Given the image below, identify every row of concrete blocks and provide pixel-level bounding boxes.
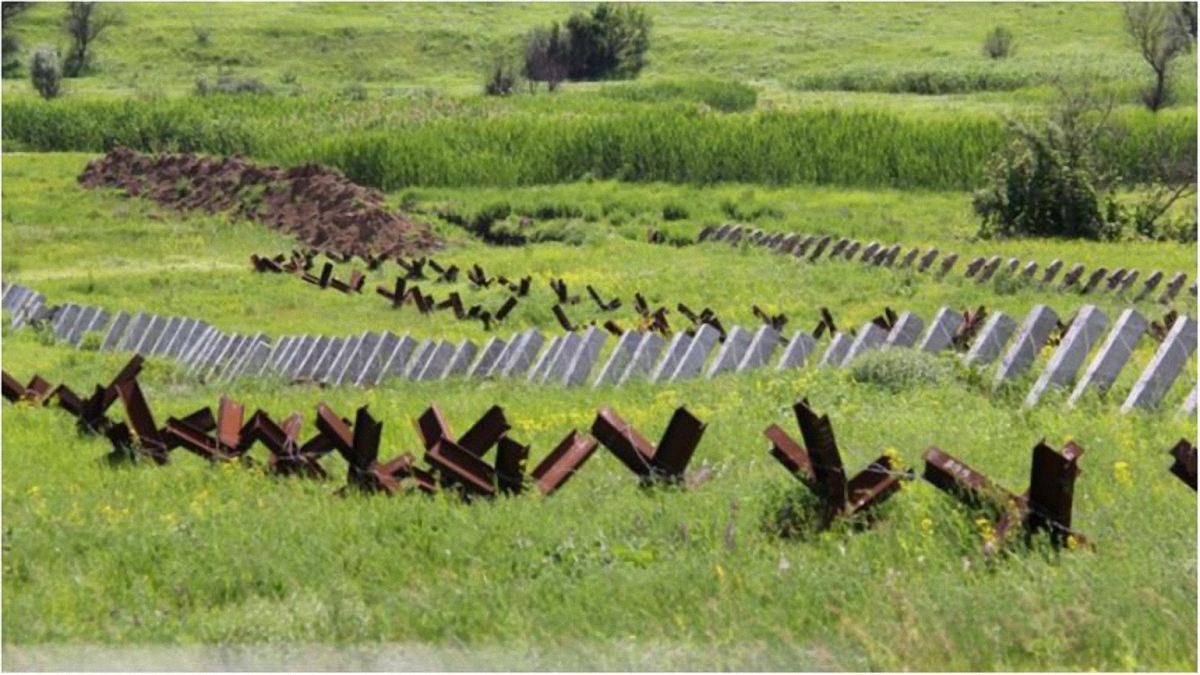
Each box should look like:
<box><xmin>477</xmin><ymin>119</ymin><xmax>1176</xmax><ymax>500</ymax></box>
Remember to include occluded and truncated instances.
<box><xmin>3</xmin><ymin>282</ymin><xmax>1194</xmax><ymax>412</ymax></box>
<box><xmin>820</xmin><ymin>303</ymin><xmax>1198</xmax><ymax>413</ymax></box>
<box><xmin>699</xmin><ymin>224</ymin><xmax>1193</xmax><ymax>304</ymax></box>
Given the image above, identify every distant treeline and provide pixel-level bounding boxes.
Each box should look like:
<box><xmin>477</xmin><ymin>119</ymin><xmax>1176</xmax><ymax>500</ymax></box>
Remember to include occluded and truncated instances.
<box><xmin>3</xmin><ymin>97</ymin><xmax>1193</xmax><ymax>192</ymax></box>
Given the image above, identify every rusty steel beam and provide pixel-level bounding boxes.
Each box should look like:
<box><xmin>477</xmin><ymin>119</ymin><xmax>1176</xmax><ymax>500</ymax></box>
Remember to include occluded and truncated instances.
<box><xmin>591</xmin><ymin>406</ymin><xmax>706</xmax><ymax>484</ymax></box>
<box><xmin>530</xmin><ymin>430</ymin><xmax>599</xmax><ymax>495</ymax></box>
<box><xmin>1169</xmin><ymin>439</ymin><xmax>1197</xmax><ymax>491</ymax></box>
<box><xmin>922</xmin><ymin>440</ymin><xmax>1087</xmax><ymax>552</ymax></box>
<box><xmin>766</xmin><ymin>398</ymin><xmax>902</xmax><ymax>529</ymax></box>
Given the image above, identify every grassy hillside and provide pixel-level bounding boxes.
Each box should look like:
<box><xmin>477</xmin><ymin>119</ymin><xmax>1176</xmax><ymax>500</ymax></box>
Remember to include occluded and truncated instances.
<box><xmin>3</xmin><ymin>2</ymin><xmax>1196</xmax><ymax>103</ymax></box>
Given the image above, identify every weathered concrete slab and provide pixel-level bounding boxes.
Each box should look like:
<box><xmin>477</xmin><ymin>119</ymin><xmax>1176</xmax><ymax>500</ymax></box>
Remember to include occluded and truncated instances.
<box><xmin>994</xmin><ymin>305</ymin><xmax>1060</xmax><ymax>384</ymax></box>
<box><xmin>443</xmin><ymin>339</ymin><xmax>479</xmax><ymax>379</ymax></box>
<box><xmin>776</xmin><ymin>330</ymin><xmax>816</xmax><ymax>370</ymax></box>
<box><xmin>353</xmin><ymin>332</ymin><xmax>401</xmax><ymax>386</ymax></box>
<box><xmin>618</xmin><ymin>332</ymin><xmax>665</xmax><ymax>384</ymax></box>
<box><xmin>1067</xmin><ymin>308</ymin><xmax>1148</xmax><ymax>406</ymax></box>
<box><xmin>467</xmin><ymin>336</ymin><xmax>507</xmax><ymax>379</ymax></box>
<box><xmin>403</xmin><ymin>339</ymin><xmax>436</xmax><ymax>380</ymax></box>
<box><xmin>321</xmin><ymin>336</ymin><xmax>363</xmax><ymax>384</ymax></box>
<box><xmin>649</xmin><ymin>332</ymin><xmax>693</xmax><ymax>383</ymax></box>
<box><xmin>818</xmin><ymin>332</ymin><xmax>853</xmax><ymax>367</ymax></box>
<box><xmin>963</xmin><ymin>312</ymin><xmax>1017</xmax><ymax>367</ymax></box>
<box><xmin>1024</xmin><ymin>306</ymin><xmax>1109</xmax><ymax>407</ymax></box>
<box><xmin>841</xmin><ymin>323</ymin><xmax>887</xmax><ymax>367</ymax></box>
<box><xmin>884</xmin><ymin>312</ymin><xmax>924</xmax><ymax>349</ymax></box>
<box><xmin>334</xmin><ymin>332</ymin><xmax>380</xmax><ymax>385</ymax></box>
<box><xmin>706</xmin><ymin>325</ymin><xmax>751</xmax><ymax>378</ymax></box>
<box><xmin>116</xmin><ymin>311</ymin><xmax>149</xmax><ymax>351</ymax></box>
<box><xmin>415</xmin><ymin>340</ymin><xmax>456</xmax><ymax>381</ymax></box>
<box><xmin>499</xmin><ymin>330</ymin><xmax>545</xmax><ymax>377</ymax></box>
<box><xmin>670</xmin><ymin>324</ymin><xmax>721</xmax><ymax>381</ymax></box>
<box><xmin>593</xmin><ymin>331</ymin><xmax>642</xmax><ymax>387</ymax></box>
<box><xmin>99</xmin><ymin>310</ymin><xmax>132</xmax><ymax>352</ymax></box>
<box><xmin>547</xmin><ymin>333</ymin><xmax>586</xmax><ymax>383</ymax></box>
<box><xmin>374</xmin><ymin>334</ymin><xmax>418</xmax><ymax>386</ymax></box>
<box><xmin>1120</xmin><ymin>315</ymin><xmax>1197</xmax><ymax>413</ymax></box>
<box><xmin>738</xmin><ymin>325</ymin><xmax>781</xmax><ymax>372</ymax></box>
<box><xmin>563</xmin><ymin>327</ymin><xmax>607</xmax><ymax>386</ymax></box>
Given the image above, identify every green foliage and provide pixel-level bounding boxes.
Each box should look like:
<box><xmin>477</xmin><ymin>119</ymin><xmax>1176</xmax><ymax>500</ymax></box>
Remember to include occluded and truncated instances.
<box><xmin>522</xmin><ymin>22</ymin><xmax>569</xmax><ymax>92</ymax></box>
<box><xmin>29</xmin><ymin>46</ymin><xmax>61</xmax><ymax>100</ymax></box>
<box><xmin>983</xmin><ymin>26</ymin><xmax>1016</xmax><ymax>59</ymax></box>
<box><xmin>848</xmin><ymin>347</ymin><xmax>956</xmax><ymax>392</ymax></box>
<box><xmin>661</xmin><ymin>203</ymin><xmax>688</xmax><ymax>221</ymax></box>
<box><xmin>563</xmin><ymin>3</ymin><xmax>651</xmax><ymax>81</ymax></box>
<box><xmin>601</xmin><ymin>77</ymin><xmax>757</xmax><ymax>112</ymax></box>
<box><xmin>973</xmin><ymin>96</ymin><xmax>1125</xmax><ymax>241</ymax></box>
<box><xmin>483</xmin><ymin>54</ymin><xmax>519</xmax><ymax>97</ymax></box>
<box><xmin>62</xmin><ymin>2</ymin><xmax>123</xmax><ymax>78</ymax></box>
<box><xmin>1</xmin><ymin>33</ymin><xmax>20</xmax><ymax>78</ymax></box>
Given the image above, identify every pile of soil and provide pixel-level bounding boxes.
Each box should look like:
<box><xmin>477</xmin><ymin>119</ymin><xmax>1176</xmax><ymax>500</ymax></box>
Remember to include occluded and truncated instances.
<box><xmin>78</xmin><ymin>148</ymin><xmax>442</xmax><ymax>259</ymax></box>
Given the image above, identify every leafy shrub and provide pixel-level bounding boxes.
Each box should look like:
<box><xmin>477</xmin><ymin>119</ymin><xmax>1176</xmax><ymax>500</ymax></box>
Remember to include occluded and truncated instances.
<box><xmin>1</xmin><ymin>33</ymin><xmax>19</xmax><ymax>77</ymax></box>
<box><xmin>483</xmin><ymin>55</ymin><xmax>519</xmax><ymax>96</ymax></box>
<box><xmin>563</xmin><ymin>4</ymin><xmax>651</xmax><ymax>80</ymax></box>
<box><xmin>30</xmin><ymin>46</ymin><xmax>63</xmax><ymax>100</ymax></box>
<box><xmin>973</xmin><ymin>91</ymin><xmax>1124</xmax><ymax>241</ymax></box>
<box><xmin>661</xmin><ymin>203</ymin><xmax>689</xmax><ymax>220</ymax></box>
<box><xmin>848</xmin><ymin>348</ymin><xmax>955</xmax><ymax>392</ymax></box>
<box><xmin>192</xmin><ymin>23</ymin><xmax>212</xmax><ymax>46</ymax></box>
<box><xmin>983</xmin><ymin>26</ymin><xmax>1016</xmax><ymax>59</ymax></box>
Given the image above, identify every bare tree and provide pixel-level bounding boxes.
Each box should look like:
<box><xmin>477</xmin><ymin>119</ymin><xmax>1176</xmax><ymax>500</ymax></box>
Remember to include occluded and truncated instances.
<box><xmin>62</xmin><ymin>2</ymin><xmax>123</xmax><ymax>77</ymax></box>
<box><xmin>1123</xmin><ymin>3</ymin><xmax>1194</xmax><ymax>111</ymax></box>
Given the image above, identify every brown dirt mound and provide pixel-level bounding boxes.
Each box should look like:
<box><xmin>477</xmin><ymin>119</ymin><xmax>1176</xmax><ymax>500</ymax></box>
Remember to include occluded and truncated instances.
<box><xmin>78</xmin><ymin>148</ymin><xmax>442</xmax><ymax>259</ymax></box>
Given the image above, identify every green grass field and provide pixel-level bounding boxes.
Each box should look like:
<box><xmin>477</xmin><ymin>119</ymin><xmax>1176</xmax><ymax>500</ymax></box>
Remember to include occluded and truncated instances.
<box><xmin>2</xmin><ymin>2</ymin><xmax>1197</xmax><ymax>671</ymax></box>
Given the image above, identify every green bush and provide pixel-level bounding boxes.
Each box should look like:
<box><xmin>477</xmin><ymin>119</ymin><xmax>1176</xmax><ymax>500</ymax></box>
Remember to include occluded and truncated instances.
<box><xmin>483</xmin><ymin>55</ymin><xmax>519</xmax><ymax>96</ymax></box>
<box><xmin>848</xmin><ymin>348</ymin><xmax>955</xmax><ymax>392</ymax></box>
<box><xmin>661</xmin><ymin>203</ymin><xmax>688</xmax><ymax>220</ymax></box>
<box><xmin>1</xmin><ymin>33</ymin><xmax>20</xmax><ymax>77</ymax></box>
<box><xmin>973</xmin><ymin>96</ymin><xmax>1124</xmax><ymax>241</ymax></box>
<box><xmin>564</xmin><ymin>4</ymin><xmax>651</xmax><ymax>80</ymax></box>
<box><xmin>983</xmin><ymin>26</ymin><xmax>1016</xmax><ymax>59</ymax></box>
<box><xmin>29</xmin><ymin>46</ymin><xmax>62</xmax><ymax>100</ymax></box>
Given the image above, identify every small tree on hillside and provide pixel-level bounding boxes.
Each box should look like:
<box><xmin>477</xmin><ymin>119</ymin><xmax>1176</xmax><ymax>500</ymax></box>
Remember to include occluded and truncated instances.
<box><xmin>982</xmin><ymin>26</ymin><xmax>1016</xmax><ymax>59</ymax></box>
<box><xmin>30</xmin><ymin>45</ymin><xmax>63</xmax><ymax>99</ymax></box>
<box><xmin>523</xmin><ymin>22</ymin><xmax>569</xmax><ymax>93</ymax></box>
<box><xmin>1123</xmin><ymin>3</ymin><xmax>1194</xmax><ymax>111</ymax></box>
<box><xmin>62</xmin><ymin>2</ymin><xmax>123</xmax><ymax>77</ymax></box>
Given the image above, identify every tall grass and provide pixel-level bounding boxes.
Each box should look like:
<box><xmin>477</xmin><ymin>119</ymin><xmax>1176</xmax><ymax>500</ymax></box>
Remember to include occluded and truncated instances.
<box><xmin>3</xmin><ymin>97</ymin><xmax>1194</xmax><ymax>191</ymax></box>
<box><xmin>599</xmin><ymin>77</ymin><xmax>758</xmax><ymax>112</ymax></box>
